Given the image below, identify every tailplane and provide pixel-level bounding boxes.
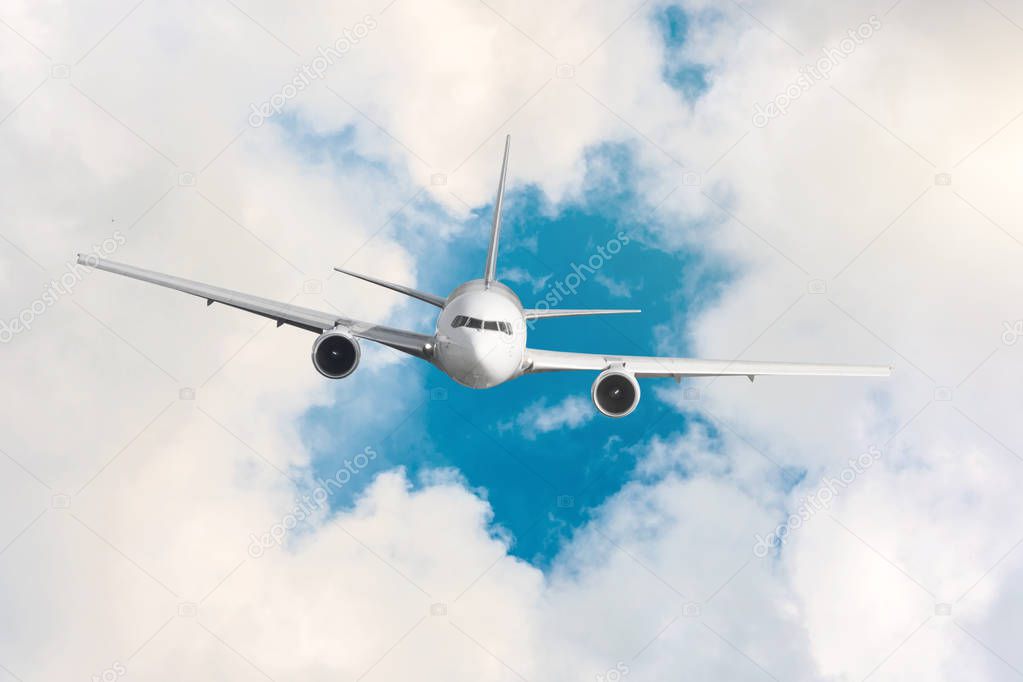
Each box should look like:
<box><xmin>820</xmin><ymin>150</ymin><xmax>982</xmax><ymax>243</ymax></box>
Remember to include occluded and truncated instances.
<box><xmin>524</xmin><ymin>308</ymin><xmax>641</xmax><ymax>320</ymax></box>
<box><xmin>333</xmin><ymin>266</ymin><xmax>445</xmax><ymax>307</ymax></box>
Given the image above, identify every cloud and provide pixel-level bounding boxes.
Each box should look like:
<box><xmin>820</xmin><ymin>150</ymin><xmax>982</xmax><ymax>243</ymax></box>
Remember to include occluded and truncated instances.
<box><xmin>2</xmin><ymin>0</ymin><xmax>1023</xmax><ymax>681</ymax></box>
<box><xmin>505</xmin><ymin>395</ymin><xmax>596</xmax><ymax>440</ymax></box>
<box><xmin>594</xmin><ymin>271</ymin><xmax>638</xmax><ymax>298</ymax></box>
<box><xmin>501</xmin><ymin>266</ymin><xmax>552</xmax><ymax>294</ymax></box>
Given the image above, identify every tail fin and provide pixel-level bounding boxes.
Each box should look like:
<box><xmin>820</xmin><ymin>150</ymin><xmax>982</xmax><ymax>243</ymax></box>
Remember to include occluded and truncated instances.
<box><xmin>333</xmin><ymin>266</ymin><xmax>446</xmax><ymax>307</ymax></box>
<box><xmin>483</xmin><ymin>135</ymin><xmax>511</xmax><ymax>288</ymax></box>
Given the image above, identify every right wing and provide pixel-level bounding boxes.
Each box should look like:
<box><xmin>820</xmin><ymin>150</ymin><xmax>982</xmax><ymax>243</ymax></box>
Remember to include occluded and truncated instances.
<box><xmin>525</xmin><ymin>348</ymin><xmax>891</xmax><ymax>379</ymax></box>
<box><xmin>78</xmin><ymin>255</ymin><xmax>433</xmax><ymax>358</ymax></box>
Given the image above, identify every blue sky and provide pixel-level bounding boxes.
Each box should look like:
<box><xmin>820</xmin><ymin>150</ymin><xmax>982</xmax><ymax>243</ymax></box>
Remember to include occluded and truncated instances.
<box><xmin>300</xmin><ymin>141</ymin><xmax>734</xmax><ymax>564</ymax></box>
<box><xmin>294</xmin><ymin>8</ymin><xmax>735</xmax><ymax>565</ymax></box>
<box><xmin>6</xmin><ymin>1</ymin><xmax>1023</xmax><ymax>679</ymax></box>
<box><xmin>657</xmin><ymin>5</ymin><xmax>712</xmax><ymax>100</ymax></box>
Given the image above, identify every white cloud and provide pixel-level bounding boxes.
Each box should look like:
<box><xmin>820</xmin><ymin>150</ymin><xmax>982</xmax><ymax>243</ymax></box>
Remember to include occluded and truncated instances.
<box><xmin>2</xmin><ymin>0</ymin><xmax>1023</xmax><ymax>681</ymax></box>
<box><xmin>594</xmin><ymin>271</ymin><xmax>637</xmax><ymax>298</ymax></box>
<box><xmin>506</xmin><ymin>395</ymin><xmax>596</xmax><ymax>439</ymax></box>
<box><xmin>501</xmin><ymin>266</ymin><xmax>552</xmax><ymax>294</ymax></box>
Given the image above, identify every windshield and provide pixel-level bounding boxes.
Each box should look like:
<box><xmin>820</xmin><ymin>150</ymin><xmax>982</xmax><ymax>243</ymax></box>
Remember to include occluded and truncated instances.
<box><xmin>451</xmin><ymin>315</ymin><xmax>512</xmax><ymax>335</ymax></box>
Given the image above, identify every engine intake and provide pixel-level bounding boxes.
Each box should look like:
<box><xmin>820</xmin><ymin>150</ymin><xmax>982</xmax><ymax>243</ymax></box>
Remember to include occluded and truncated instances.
<box><xmin>591</xmin><ymin>369</ymin><xmax>640</xmax><ymax>417</ymax></box>
<box><xmin>311</xmin><ymin>331</ymin><xmax>360</xmax><ymax>379</ymax></box>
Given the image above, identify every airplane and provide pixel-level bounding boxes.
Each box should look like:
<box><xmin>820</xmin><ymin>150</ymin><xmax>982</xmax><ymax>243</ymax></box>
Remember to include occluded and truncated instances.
<box><xmin>78</xmin><ymin>135</ymin><xmax>891</xmax><ymax>418</ymax></box>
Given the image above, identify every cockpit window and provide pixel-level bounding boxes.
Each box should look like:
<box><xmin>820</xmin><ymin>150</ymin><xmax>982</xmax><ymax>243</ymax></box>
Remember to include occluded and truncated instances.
<box><xmin>451</xmin><ymin>315</ymin><xmax>512</xmax><ymax>334</ymax></box>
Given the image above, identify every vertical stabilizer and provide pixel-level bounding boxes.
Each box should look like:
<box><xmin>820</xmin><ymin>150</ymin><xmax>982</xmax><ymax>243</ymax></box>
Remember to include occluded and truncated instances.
<box><xmin>483</xmin><ymin>135</ymin><xmax>511</xmax><ymax>288</ymax></box>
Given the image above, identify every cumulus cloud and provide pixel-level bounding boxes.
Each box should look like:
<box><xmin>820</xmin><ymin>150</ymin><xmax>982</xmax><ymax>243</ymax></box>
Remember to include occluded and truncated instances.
<box><xmin>501</xmin><ymin>266</ymin><xmax>553</xmax><ymax>294</ymax></box>
<box><xmin>2</xmin><ymin>0</ymin><xmax>1023</xmax><ymax>681</ymax></box>
<box><xmin>505</xmin><ymin>395</ymin><xmax>596</xmax><ymax>439</ymax></box>
<box><xmin>594</xmin><ymin>271</ymin><xmax>637</xmax><ymax>298</ymax></box>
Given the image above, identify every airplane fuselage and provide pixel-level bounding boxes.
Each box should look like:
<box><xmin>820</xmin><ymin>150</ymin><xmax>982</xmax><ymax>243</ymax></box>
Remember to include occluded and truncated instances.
<box><xmin>433</xmin><ymin>279</ymin><xmax>527</xmax><ymax>389</ymax></box>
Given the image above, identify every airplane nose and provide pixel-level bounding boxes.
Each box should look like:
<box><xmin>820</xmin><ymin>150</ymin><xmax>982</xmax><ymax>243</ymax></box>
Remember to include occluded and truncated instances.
<box><xmin>464</xmin><ymin>331</ymin><xmax>512</xmax><ymax>387</ymax></box>
<box><xmin>467</xmin><ymin>330</ymin><xmax>496</xmax><ymax>355</ymax></box>
<box><xmin>474</xmin><ymin>332</ymin><xmax>511</xmax><ymax>363</ymax></box>
<box><xmin>437</xmin><ymin>326</ymin><xmax>518</xmax><ymax>389</ymax></box>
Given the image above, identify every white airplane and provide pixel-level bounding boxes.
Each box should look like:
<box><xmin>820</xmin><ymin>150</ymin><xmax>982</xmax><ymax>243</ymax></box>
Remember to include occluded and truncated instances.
<box><xmin>79</xmin><ymin>136</ymin><xmax>891</xmax><ymax>417</ymax></box>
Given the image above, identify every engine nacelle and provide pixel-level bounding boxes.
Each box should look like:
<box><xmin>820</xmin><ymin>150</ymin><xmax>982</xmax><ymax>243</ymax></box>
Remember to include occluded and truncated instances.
<box><xmin>591</xmin><ymin>369</ymin><xmax>641</xmax><ymax>417</ymax></box>
<box><xmin>311</xmin><ymin>331</ymin><xmax>360</xmax><ymax>379</ymax></box>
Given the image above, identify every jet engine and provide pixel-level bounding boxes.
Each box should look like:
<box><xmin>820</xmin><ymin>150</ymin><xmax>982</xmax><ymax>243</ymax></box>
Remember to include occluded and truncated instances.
<box><xmin>591</xmin><ymin>369</ymin><xmax>640</xmax><ymax>417</ymax></box>
<box><xmin>311</xmin><ymin>330</ymin><xmax>361</xmax><ymax>379</ymax></box>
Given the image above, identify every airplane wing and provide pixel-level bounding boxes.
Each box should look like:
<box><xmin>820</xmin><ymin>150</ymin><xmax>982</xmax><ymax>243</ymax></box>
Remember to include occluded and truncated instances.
<box><xmin>78</xmin><ymin>256</ymin><xmax>433</xmax><ymax>358</ymax></box>
<box><xmin>524</xmin><ymin>348</ymin><xmax>891</xmax><ymax>379</ymax></box>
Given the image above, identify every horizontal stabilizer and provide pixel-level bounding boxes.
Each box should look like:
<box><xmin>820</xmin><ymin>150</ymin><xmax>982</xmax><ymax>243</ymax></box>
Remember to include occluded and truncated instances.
<box><xmin>523</xmin><ymin>308</ymin><xmax>641</xmax><ymax>320</ymax></box>
<box><xmin>334</xmin><ymin>267</ymin><xmax>445</xmax><ymax>308</ymax></box>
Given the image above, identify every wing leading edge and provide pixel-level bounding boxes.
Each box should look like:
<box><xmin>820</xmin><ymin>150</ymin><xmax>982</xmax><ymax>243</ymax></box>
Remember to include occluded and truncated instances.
<box><xmin>78</xmin><ymin>256</ymin><xmax>433</xmax><ymax>358</ymax></box>
<box><xmin>525</xmin><ymin>348</ymin><xmax>892</xmax><ymax>379</ymax></box>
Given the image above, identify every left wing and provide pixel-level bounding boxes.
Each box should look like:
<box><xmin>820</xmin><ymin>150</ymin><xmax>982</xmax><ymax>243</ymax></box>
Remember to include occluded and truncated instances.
<box><xmin>78</xmin><ymin>255</ymin><xmax>433</xmax><ymax>358</ymax></box>
<box><xmin>525</xmin><ymin>348</ymin><xmax>891</xmax><ymax>379</ymax></box>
